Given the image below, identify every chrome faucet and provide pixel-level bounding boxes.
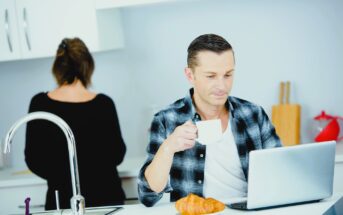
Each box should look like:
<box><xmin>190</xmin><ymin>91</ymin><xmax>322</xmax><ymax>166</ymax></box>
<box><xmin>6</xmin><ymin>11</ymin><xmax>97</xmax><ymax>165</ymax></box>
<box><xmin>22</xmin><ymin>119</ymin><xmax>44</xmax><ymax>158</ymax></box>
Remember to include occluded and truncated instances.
<box><xmin>1</xmin><ymin>111</ymin><xmax>85</xmax><ymax>215</ymax></box>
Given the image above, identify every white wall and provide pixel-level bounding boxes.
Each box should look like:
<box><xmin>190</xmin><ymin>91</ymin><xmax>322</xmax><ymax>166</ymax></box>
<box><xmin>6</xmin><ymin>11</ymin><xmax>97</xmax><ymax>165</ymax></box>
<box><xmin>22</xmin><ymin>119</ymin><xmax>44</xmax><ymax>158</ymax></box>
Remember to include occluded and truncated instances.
<box><xmin>0</xmin><ymin>0</ymin><xmax>342</xmax><ymax>170</ymax></box>
<box><xmin>123</xmin><ymin>0</ymin><xmax>343</xmax><ymax>144</ymax></box>
<box><xmin>0</xmin><ymin>50</ymin><xmax>141</xmax><ymax>170</ymax></box>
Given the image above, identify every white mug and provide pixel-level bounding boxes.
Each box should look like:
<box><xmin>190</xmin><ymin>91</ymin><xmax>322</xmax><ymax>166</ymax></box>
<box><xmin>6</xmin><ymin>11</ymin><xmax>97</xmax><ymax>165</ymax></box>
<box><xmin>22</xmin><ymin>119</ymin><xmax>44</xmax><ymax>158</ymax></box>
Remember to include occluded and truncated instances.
<box><xmin>195</xmin><ymin>119</ymin><xmax>223</xmax><ymax>145</ymax></box>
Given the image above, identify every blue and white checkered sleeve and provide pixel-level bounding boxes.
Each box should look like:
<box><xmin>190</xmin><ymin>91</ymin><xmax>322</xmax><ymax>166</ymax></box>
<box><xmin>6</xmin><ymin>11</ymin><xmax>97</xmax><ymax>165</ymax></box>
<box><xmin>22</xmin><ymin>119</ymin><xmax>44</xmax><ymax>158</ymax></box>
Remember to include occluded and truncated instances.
<box><xmin>137</xmin><ymin>113</ymin><xmax>173</xmax><ymax>207</ymax></box>
<box><xmin>259</xmin><ymin>107</ymin><xmax>283</xmax><ymax>148</ymax></box>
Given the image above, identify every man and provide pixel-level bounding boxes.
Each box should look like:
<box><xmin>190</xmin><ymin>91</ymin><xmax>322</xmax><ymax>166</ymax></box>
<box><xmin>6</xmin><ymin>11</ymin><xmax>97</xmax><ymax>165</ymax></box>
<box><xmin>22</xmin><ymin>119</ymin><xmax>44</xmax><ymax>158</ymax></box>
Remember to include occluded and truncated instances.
<box><xmin>138</xmin><ymin>34</ymin><xmax>282</xmax><ymax>207</ymax></box>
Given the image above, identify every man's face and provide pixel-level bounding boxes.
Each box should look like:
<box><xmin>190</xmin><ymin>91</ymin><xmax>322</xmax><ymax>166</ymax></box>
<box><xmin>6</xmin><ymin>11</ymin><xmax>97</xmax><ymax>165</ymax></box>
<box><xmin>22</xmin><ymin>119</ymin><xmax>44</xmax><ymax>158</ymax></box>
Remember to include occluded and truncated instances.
<box><xmin>185</xmin><ymin>50</ymin><xmax>235</xmax><ymax>107</ymax></box>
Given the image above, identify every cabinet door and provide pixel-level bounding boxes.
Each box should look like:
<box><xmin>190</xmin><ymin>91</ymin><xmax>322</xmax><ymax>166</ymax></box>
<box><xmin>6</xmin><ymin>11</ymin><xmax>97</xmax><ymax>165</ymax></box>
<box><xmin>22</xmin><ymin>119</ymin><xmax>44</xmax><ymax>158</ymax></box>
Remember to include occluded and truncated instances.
<box><xmin>0</xmin><ymin>0</ymin><xmax>21</xmax><ymax>61</ymax></box>
<box><xmin>15</xmin><ymin>0</ymin><xmax>99</xmax><ymax>59</ymax></box>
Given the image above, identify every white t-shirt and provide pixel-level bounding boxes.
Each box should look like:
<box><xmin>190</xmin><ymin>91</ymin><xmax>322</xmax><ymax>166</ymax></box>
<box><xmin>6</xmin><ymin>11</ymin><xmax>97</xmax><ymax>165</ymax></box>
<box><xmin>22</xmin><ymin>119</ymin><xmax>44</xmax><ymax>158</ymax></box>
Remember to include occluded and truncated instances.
<box><xmin>203</xmin><ymin>118</ymin><xmax>247</xmax><ymax>202</ymax></box>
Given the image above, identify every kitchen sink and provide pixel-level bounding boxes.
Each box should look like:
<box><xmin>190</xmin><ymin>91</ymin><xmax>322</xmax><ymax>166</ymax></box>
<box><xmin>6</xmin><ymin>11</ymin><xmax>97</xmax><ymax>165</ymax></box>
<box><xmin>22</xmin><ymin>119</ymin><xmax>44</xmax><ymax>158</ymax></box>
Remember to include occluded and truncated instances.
<box><xmin>27</xmin><ymin>206</ymin><xmax>123</xmax><ymax>215</ymax></box>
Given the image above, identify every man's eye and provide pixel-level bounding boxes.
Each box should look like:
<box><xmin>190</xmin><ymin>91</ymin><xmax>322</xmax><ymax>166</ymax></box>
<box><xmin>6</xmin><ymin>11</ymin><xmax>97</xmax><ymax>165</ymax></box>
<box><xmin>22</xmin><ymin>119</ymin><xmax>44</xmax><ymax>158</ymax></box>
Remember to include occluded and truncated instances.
<box><xmin>207</xmin><ymin>76</ymin><xmax>215</xmax><ymax>79</ymax></box>
<box><xmin>224</xmin><ymin>74</ymin><xmax>232</xmax><ymax>78</ymax></box>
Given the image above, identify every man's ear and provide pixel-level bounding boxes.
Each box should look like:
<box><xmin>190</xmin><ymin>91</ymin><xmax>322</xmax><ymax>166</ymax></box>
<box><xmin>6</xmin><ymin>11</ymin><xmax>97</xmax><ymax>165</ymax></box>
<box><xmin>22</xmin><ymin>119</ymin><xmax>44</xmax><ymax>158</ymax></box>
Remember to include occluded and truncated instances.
<box><xmin>184</xmin><ymin>67</ymin><xmax>195</xmax><ymax>85</ymax></box>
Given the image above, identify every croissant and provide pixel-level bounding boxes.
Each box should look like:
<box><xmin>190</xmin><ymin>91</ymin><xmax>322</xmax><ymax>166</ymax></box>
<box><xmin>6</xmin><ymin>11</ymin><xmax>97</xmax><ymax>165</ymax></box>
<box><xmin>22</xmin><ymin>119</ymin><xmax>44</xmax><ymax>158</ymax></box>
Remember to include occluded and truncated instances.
<box><xmin>175</xmin><ymin>193</ymin><xmax>225</xmax><ymax>215</ymax></box>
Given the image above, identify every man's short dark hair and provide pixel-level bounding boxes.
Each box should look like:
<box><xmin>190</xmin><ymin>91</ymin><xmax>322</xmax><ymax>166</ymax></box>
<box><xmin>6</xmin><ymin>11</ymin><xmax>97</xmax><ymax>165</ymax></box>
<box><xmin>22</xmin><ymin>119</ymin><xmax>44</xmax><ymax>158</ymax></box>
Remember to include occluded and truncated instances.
<box><xmin>187</xmin><ymin>34</ymin><xmax>233</xmax><ymax>68</ymax></box>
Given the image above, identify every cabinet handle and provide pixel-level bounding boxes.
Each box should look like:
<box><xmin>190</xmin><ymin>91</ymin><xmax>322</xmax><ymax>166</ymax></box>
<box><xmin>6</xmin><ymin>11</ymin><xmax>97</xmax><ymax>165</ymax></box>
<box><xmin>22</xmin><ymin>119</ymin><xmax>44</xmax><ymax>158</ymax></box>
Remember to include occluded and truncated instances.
<box><xmin>4</xmin><ymin>9</ymin><xmax>13</xmax><ymax>52</ymax></box>
<box><xmin>22</xmin><ymin>8</ymin><xmax>31</xmax><ymax>51</ymax></box>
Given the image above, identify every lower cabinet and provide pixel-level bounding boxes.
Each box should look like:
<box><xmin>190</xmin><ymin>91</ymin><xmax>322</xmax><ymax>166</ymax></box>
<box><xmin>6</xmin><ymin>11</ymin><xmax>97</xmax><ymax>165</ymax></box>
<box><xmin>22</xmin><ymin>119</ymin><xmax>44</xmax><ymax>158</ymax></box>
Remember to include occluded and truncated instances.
<box><xmin>122</xmin><ymin>177</ymin><xmax>139</xmax><ymax>205</ymax></box>
<box><xmin>0</xmin><ymin>183</ymin><xmax>46</xmax><ymax>215</ymax></box>
<box><xmin>0</xmin><ymin>177</ymin><xmax>139</xmax><ymax>214</ymax></box>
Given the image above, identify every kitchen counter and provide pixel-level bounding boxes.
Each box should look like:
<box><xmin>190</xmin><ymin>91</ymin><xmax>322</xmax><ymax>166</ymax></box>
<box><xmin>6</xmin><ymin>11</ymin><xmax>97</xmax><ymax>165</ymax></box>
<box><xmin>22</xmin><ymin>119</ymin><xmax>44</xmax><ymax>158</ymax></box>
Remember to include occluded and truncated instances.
<box><xmin>29</xmin><ymin>193</ymin><xmax>343</xmax><ymax>215</ymax></box>
<box><xmin>117</xmin><ymin>194</ymin><xmax>342</xmax><ymax>215</ymax></box>
<box><xmin>0</xmin><ymin>156</ymin><xmax>146</xmax><ymax>188</ymax></box>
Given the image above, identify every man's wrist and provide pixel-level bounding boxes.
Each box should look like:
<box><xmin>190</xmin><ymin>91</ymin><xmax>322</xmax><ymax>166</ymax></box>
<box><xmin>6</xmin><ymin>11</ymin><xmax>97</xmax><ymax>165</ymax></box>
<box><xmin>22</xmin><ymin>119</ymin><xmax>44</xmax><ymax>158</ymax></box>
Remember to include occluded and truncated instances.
<box><xmin>161</xmin><ymin>140</ymin><xmax>175</xmax><ymax>156</ymax></box>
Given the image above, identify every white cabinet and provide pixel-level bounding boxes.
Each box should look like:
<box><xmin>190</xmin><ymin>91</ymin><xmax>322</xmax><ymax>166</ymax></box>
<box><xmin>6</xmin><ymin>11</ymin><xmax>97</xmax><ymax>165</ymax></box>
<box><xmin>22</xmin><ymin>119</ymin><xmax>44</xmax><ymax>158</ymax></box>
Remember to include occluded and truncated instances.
<box><xmin>0</xmin><ymin>0</ymin><xmax>124</xmax><ymax>62</ymax></box>
<box><xmin>0</xmin><ymin>178</ymin><xmax>138</xmax><ymax>214</ymax></box>
<box><xmin>0</xmin><ymin>179</ymin><xmax>139</xmax><ymax>214</ymax></box>
<box><xmin>15</xmin><ymin>0</ymin><xmax>99</xmax><ymax>59</ymax></box>
<box><xmin>0</xmin><ymin>156</ymin><xmax>142</xmax><ymax>214</ymax></box>
<box><xmin>122</xmin><ymin>177</ymin><xmax>139</xmax><ymax>204</ymax></box>
<box><xmin>95</xmin><ymin>0</ymin><xmax>182</xmax><ymax>9</ymax></box>
<box><xmin>0</xmin><ymin>1</ymin><xmax>21</xmax><ymax>61</ymax></box>
<box><xmin>0</xmin><ymin>157</ymin><xmax>143</xmax><ymax>214</ymax></box>
<box><xmin>0</xmin><ymin>183</ymin><xmax>47</xmax><ymax>215</ymax></box>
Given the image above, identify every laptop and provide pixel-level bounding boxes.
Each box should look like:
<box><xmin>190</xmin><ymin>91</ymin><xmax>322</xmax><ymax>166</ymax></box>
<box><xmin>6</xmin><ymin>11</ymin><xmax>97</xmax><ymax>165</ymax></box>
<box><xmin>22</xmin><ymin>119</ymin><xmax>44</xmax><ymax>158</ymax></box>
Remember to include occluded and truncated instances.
<box><xmin>227</xmin><ymin>141</ymin><xmax>336</xmax><ymax>210</ymax></box>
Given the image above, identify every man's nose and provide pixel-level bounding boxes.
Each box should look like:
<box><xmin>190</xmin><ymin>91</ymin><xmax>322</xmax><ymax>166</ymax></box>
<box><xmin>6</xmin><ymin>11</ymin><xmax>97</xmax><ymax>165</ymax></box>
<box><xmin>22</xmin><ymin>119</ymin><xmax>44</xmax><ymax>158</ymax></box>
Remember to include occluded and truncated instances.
<box><xmin>215</xmin><ymin>77</ymin><xmax>227</xmax><ymax>89</ymax></box>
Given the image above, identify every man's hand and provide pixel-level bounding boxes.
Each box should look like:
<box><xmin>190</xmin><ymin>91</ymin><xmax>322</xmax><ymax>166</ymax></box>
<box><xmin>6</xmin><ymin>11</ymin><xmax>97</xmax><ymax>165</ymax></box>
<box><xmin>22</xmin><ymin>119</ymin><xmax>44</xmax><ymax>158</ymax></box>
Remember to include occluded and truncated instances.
<box><xmin>145</xmin><ymin>120</ymin><xmax>198</xmax><ymax>193</ymax></box>
<box><xmin>163</xmin><ymin>120</ymin><xmax>197</xmax><ymax>154</ymax></box>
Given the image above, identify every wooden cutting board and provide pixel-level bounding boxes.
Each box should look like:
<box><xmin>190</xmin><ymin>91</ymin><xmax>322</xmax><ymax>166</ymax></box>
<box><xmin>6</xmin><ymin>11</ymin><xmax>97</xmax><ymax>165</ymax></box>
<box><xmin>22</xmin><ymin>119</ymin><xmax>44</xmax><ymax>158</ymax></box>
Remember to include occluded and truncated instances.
<box><xmin>272</xmin><ymin>81</ymin><xmax>301</xmax><ymax>146</ymax></box>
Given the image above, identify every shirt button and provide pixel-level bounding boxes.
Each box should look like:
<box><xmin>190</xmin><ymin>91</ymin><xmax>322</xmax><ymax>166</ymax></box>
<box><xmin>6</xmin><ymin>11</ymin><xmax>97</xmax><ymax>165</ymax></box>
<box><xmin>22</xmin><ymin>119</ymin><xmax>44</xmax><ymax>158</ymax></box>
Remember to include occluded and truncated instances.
<box><xmin>198</xmin><ymin>180</ymin><xmax>202</xmax><ymax>184</ymax></box>
<box><xmin>200</xmin><ymin>154</ymin><xmax>204</xmax><ymax>158</ymax></box>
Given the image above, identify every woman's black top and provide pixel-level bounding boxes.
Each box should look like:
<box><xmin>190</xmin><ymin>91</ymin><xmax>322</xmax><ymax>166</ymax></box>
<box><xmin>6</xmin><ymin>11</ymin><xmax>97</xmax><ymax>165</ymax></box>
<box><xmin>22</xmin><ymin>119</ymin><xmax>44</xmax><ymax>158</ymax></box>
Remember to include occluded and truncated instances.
<box><xmin>25</xmin><ymin>92</ymin><xmax>126</xmax><ymax>210</ymax></box>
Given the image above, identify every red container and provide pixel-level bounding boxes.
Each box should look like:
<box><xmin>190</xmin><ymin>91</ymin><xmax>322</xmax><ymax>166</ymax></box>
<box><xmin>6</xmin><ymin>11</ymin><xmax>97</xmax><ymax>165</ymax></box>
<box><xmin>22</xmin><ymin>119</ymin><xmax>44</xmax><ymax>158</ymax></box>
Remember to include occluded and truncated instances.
<box><xmin>314</xmin><ymin>111</ymin><xmax>343</xmax><ymax>142</ymax></box>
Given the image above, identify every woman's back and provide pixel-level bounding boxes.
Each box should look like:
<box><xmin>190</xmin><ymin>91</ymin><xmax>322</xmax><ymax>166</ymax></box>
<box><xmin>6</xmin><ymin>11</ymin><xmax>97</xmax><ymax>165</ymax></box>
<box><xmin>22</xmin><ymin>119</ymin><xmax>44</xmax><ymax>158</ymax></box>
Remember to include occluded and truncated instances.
<box><xmin>25</xmin><ymin>38</ymin><xmax>126</xmax><ymax>209</ymax></box>
<box><xmin>25</xmin><ymin>92</ymin><xmax>126</xmax><ymax>209</ymax></box>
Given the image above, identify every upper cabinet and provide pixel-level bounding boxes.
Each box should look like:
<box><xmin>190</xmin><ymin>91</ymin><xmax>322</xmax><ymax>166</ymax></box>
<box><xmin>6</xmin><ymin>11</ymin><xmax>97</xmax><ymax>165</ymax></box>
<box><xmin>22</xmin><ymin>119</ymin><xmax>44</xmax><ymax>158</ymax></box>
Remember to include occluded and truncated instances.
<box><xmin>0</xmin><ymin>0</ymin><xmax>21</xmax><ymax>61</ymax></box>
<box><xmin>15</xmin><ymin>0</ymin><xmax>100</xmax><ymax>59</ymax></box>
<box><xmin>95</xmin><ymin>0</ymin><xmax>179</xmax><ymax>9</ymax></box>
<box><xmin>0</xmin><ymin>0</ymin><xmax>124</xmax><ymax>62</ymax></box>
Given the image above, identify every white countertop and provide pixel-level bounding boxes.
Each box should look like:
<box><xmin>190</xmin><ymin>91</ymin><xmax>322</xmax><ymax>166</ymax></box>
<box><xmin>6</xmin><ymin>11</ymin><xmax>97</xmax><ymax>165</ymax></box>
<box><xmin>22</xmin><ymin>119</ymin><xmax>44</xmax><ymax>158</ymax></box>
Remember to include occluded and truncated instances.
<box><xmin>0</xmin><ymin>156</ymin><xmax>146</xmax><ymax>188</ymax></box>
<box><xmin>117</xmin><ymin>194</ymin><xmax>342</xmax><ymax>215</ymax></box>
<box><xmin>28</xmin><ymin>193</ymin><xmax>343</xmax><ymax>215</ymax></box>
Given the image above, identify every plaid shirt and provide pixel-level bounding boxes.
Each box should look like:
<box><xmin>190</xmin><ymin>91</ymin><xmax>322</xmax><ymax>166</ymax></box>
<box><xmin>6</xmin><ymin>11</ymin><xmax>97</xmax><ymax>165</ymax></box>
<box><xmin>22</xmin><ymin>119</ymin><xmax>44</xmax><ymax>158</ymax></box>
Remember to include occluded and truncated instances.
<box><xmin>138</xmin><ymin>89</ymin><xmax>282</xmax><ymax>207</ymax></box>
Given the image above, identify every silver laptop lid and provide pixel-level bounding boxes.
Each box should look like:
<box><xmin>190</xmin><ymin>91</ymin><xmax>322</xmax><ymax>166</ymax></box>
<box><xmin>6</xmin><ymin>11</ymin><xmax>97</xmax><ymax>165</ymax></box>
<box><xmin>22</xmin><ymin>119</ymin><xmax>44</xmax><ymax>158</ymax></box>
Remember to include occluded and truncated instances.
<box><xmin>247</xmin><ymin>141</ymin><xmax>336</xmax><ymax>209</ymax></box>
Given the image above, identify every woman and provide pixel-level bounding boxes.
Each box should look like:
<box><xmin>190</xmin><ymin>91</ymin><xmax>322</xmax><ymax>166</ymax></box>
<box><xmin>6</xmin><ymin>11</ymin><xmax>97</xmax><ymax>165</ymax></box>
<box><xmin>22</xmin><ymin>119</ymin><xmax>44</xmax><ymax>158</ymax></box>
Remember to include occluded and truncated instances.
<box><xmin>25</xmin><ymin>38</ymin><xmax>126</xmax><ymax>210</ymax></box>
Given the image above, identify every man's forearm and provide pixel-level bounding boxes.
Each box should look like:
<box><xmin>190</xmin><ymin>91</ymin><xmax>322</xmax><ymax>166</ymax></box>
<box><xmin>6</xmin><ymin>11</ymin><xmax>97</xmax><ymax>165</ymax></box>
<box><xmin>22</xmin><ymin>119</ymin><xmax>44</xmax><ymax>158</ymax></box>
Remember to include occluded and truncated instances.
<box><xmin>144</xmin><ymin>141</ymin><xmax>174</xmax><ymax>193</ymax></box>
